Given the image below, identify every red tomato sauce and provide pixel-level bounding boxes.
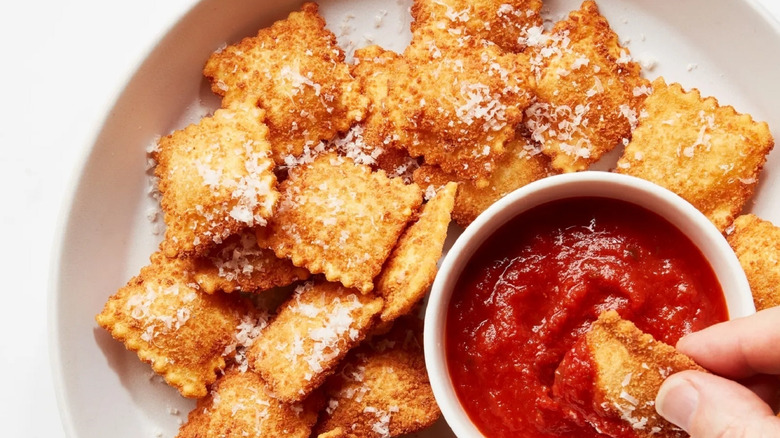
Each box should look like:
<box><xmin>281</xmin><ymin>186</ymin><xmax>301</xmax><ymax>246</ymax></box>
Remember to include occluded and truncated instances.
<box><xmin>446</xmin><ymin>197</ymin><xmax>727</xmax><ymax>437</ymax></box>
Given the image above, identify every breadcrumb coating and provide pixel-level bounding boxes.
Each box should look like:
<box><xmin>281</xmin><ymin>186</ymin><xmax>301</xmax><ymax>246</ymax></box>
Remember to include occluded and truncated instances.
<box><xmin>375</xmin><ymin>183</ymin><xmax>456</xmax><ymax>322</ymax></box>
<box><xmin>525</xmin><ymin>0</ymin><xmax>650</xmax><ymax>172</ymax></box>
<box><xmin>410</xmin><ymin>0</ymin><xmax>543</xmax><ymax>52</ymax></box>
<box><xmin>354</xmin><ymin>29</ymin><xmax>534</xmax><ymax>185</ymax></box>
<box><xmin>248</xmin><ymin>281</ymin><xmax>383</xmax><ymax>402</ymax></box>
<box><xmin>616</xmin><ymin>78</ymin><xmax>774</xmax><ymax>231</ymax></box>
<box><xmin>315</xmin><ymin>317</ymin><xmax>440</xmax><ymax>437</ymax></box>
<box><xmin>204</xmin><ymin>2</ymin><xmax>368</xmax><ymax>164</ymax></box>
<box><xmin>413</xmin><ymin>133</ymin><xmax>555</xmax><ymax>226</ymax></box>
<box><xmin>96</xmin><ymin>252</ymin><xmax>251</xmax><ymax>398</ymax></box>
<box><xmin>554</xmin><ymin>310</ymin><xmax>703</xmax><ymax>437</ymax></box>
<box><xmin>176</xmin><ymin>368</ymin><xmax>321</xmax><ymax>438</ymax></box>
<box><xmin>256</xmin><ymin>153</ymin><xmax>422</xmax><ymax>294</ymax></box>
<box><xmin>153</xmin><ymin>106</ymin><xmax>278</xmax><ymax>258</ymax></box>
<box><xmin>192</xmin><ymin>230</ymin><xmax>310</xmax><ymax>294</ymax></box>
<box><xmin>727</xmin><ymin>214</ymin><xmax>780</xmax><ymax>311</ymax></box>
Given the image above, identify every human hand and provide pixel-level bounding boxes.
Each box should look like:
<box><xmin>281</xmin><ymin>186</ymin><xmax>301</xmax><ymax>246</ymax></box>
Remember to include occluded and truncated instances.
<box><xmin>656</xmin><ymin>306</ymin><xmax>780</xmax><ymax>437</ymax></box>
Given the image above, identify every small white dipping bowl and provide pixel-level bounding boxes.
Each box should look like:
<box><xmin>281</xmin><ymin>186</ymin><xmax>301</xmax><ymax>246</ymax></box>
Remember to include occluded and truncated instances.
<box><xmin>423</xmin><ymin>171</ymin><xmax>755</xmax><ymax>438</ymax></box>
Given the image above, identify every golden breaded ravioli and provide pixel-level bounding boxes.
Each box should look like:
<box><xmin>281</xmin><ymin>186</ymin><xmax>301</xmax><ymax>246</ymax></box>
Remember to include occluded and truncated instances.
<box><xmin>95</xmin><ymin>253</ymin><xmax>250</xmax><ymax>398</ymax></box>
<box><xmin>321</xmin><ymin>124</ymin><xmax>420</xmax><ymax>184</ymax></box>
<box><xmin>413</xmin><ymin>134</ymin><xmax>555</xmax><ymax>226</ymax></box>
<box><xmin>375</xmin><ymin>183</ymin><xmax>456</xmax><ymax>322</ymax></box>
<box><xmin>192</xmin><ymin>230</ymin><xmax>310</xmax><ymax>294</ymax></box>
<box><xmin>256</xmin><ymin>153</ymin><xmax>422</xmax><ymax>294</ymax></box>
<box><xmin>616</xmin><ymin>78</ymin><xmax>774</xmax><ymax>231</ymax></box>
<box><xmin>410</xmin><ymin>0</ymin><xmax>543</xmax><ymax>52</ymax></box>
<box><xmin>525</xmin><ymin>0</ymin><xmax>650</xmax><ymax>172</ymax></box>
<box><xmin>203</xmin><ymin>3</ymin><xmax>368</xmax><ymax>164</ymax></box>
<box><xmin>315</xmin><ymin>317</ymin><xmax>440</xmax><ymax>437</ymax></box>
<box><xmin>176</xmin><ymin>368</ymin><xmax>320</xmax><ymax>438</ymax></box>
<box><xmin>351</xmin><ymin>46</ymin><xmax>401</xmax><ymax>152</ymax></box>
<box><xmin>153</xmin><ymin>106</ymin><xmax>278</xmax><ymax>258</ymax></box>
<box><xmin>354</xmin><ymin>30</ymin><xmax>534</xmax><ymax>185</ymax></box>
<box><xmin>554</xmin><ymin>311</ymin><xmax>703</xmax><ymax>437</ymax></box>
<box><xmin>248</xmin><ymin>281</ymin><xmax>383</xmax><ymax>402</ymax></box>
<box><xmin>727</xmin><ymin>214</ymin><xmax>780</xmax><ymax>311</ymax></box>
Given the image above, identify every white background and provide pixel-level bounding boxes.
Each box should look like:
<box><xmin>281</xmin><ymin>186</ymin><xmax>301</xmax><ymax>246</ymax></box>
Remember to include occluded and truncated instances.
<box><xmin>1</xmin><ymin>0</ymin><xmax>779</xmax><ymax>436</ymax></box>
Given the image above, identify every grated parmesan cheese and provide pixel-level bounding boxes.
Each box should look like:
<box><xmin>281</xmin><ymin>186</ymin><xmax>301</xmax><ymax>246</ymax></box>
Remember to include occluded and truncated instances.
<box><xmin>374</xmin><ymin>9</ymin><xmax>388</xmax><ymax>28</ymax></box>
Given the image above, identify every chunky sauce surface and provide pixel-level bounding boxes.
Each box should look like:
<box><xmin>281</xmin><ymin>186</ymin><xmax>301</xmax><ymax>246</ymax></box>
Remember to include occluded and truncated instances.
<box><xmin>446</xmin><ymin>197</ymin><xmax>727</xmax><ymax>437</ymax></box>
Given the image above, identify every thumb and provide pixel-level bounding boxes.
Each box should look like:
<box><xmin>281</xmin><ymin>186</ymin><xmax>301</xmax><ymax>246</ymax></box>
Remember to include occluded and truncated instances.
<box><xmin>656</xmin><ymin>370</ymin><xmax>780</xmax><ymax>438</ymax></box>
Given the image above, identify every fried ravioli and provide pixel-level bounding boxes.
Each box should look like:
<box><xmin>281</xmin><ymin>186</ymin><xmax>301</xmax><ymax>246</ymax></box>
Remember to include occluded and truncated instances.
<box><xmin>348</xmin><ymin>50</ymin><xmax>422</xmax><ymax>183</ymax></box>
<box><xmin>192</xmin><ymin>230</ymin><xmax>310</xmax><ymax>294</ymax></box>
<box><xmin>410</xmin><ymin>0</ymin><xmax>543</xmax><ymax>52</ymax></box>
<box><xmin>314</xmin><ymin>317</ymin><xmax>440</xmax><ymax>437</ymax></box>
<box><xmin>153</xmin><ymin>106</ymin><xmax>278</xmax><ymax>258</ymax></box>
<box><xmin>248</xmin><ymin>281</ymin><xmax>384</xmax><ymax>402</ymax></box>
<box><xmin>375</xmin><ymin>182</ymin><xmax>457</xmax><ymax>322</ymax></box>
<box><xmin>203</xmin><ymin>3</ymin><xmax>368</xmax><ymax>164</ymax></box>
<box><xmin>176</xmin><ymin>368</ymin><xmax>320</xmax><ymax>438</ymax></box>
<box><xmin>351</xmin><ymin>45</ymin><xmax>403</xmax><ymax>154</ymax></box>
<box><xmin>413</xmin><ymin>134</ymin><xmax>555</xmax><ymax>226</ymax></box>
<box><xmin>256</xmin><ymin>153</ymin><xmax>422</xmax><ymax>294</ymax></box>
<box><xmin>727</xmin><ymin>214</ymin><xmax>780</xmax><ymax>310</ymax></box>
<box><xmin>525</xmin><ymin>0</ymin><xmax>650</xmax><ymax>173</ymax></box>
<box><xmin>355</xmin><ymin>29</ymin><xmax>534</xmax><ymax>185</ymax></box>
<box><xmin>554</xmin><ymin>310</ymin><xmax>703</xmax><ymax>437</ymax></box>
<box><xmin>317</xmin><ymin>429</ymin><xmax>345</xmax><ymax>438</ymax></box>
<box><xmin>616</xmin><ymin>78</ymin><xmax>774</xmax><ymax>231</ymax></box>
<box><xmin>95</xmin><ymin>252</ymin><xmax>251</xmax><ymax>398</ymax></box>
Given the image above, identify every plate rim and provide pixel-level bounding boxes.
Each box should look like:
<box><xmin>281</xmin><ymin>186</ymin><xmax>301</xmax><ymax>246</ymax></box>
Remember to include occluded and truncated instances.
<box><xmin>48</xmin><ymin>1</ymin><xmax>780</xmax><ymax>436</ymax></box>
<box><xmin>46</xmin><ymin>2</ymin><xmax>202</xmax><ymax>436</ymax></box>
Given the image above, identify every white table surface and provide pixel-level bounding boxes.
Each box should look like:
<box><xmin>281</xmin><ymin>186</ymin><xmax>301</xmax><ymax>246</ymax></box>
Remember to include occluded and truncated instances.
<box><xmin>2</xmin><ymin>0</ymin><xmax>779</xmax><ymax>436</ymax></box>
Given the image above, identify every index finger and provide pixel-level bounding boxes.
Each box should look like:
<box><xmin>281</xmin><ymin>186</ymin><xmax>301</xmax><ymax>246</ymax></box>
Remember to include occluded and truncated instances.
<box><xmin>677</xmin><ymin>306</ymin><xmax>780</xmax><ymax>378</ymax></box>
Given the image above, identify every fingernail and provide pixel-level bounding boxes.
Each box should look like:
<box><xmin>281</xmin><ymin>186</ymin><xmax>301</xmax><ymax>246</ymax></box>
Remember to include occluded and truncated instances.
<box><xmin>656</xmin><ymin>377</ymin><xmax>699</xmax><ymax>432</ymax></box>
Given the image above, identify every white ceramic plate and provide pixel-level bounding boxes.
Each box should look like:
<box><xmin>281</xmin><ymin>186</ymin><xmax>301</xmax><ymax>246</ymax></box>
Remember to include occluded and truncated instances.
<box><xmin>51</xmin><ymin>1</ymin><xmax>780</xmax><ymax>437</ymax></box>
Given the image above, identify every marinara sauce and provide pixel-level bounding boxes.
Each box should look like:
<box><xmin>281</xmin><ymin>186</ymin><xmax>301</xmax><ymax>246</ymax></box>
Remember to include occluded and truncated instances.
<box><xmin>446</xmin><ymin>197</ymin><xmax>727</xmax><ymax>437</ymax></box>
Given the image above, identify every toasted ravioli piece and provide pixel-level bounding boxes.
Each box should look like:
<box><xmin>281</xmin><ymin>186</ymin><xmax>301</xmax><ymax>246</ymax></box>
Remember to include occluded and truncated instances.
<box><xmin>221</xmin><ymin>308</ymin><xmax>273</xmax><ymax>374</ymax></box>
<box><xmin>332</xmin><ymin>127</ymin><xmax>422</xmax><ymax>186</ymax></box>
<box><xmin>410</xmin><ymin>0</ymin><xmax>543</xmax><ymax>52</ymax></box>
<box><xmin>554</xmin><ymin>310</ymin><xmax>703</xmax><ymax>437</ymax></box>
<box><xmin>351</xmin><ymin>46</ymin><xmax>402</xmax><ymax>152</ymax></box>
<box><xmin>248</xmin><ymin>281</ymin><xmax>384</xmax><ymax>402</ymax></box>
<box><xmin>176</xmin><ymin>368</ymin><xmax>320</xmax><ymax>438</ymax></box>
<box><xmin>414</xmin><ymin>135</ymin><xmax>555</xmax><ymax>226</ymax></box>
<box><xmin>356</xmin><ymin>30</ymin><xmax>534</xmax><ymax>184</ymax></box>
<box><xmin>193</xmin><ymin>230</ymin><xmax>310</xmax><ymax>294</ymax></box>
<box><xmin>203</xmin><ymin>3</ymin><xmax>368</xmax><ymax>164</ymax></box>
<box><xmin>616</xmin><ymin>78</ymin><xmax>774</xmax><ymax>231</ymax></box>
<box><xmin>318</xmin><ymin>429</ymin><xmax>345</xmax><ymax>438</ymax></box>
<box><xmin>95</xmin><ymin>253</ymin><xmax>249</xmax><ymax>398</ymax></box>
<box><xmin>372</xmin><ymin>147</ymin><xmax>421</xmax><ymax>185</ymax></box>
<box><xmin>375</xmin><ymin>183</ymin><xmax>456</xmax><ymax>322</ymax></box>
<box><xmin>315</xmin><ymin>317</ymin><xmax>440</xmax><ymax>437</ymax></box>
<box><xmin>349</xmin><ymin>49</ymin><xmax>422</xmax><ymax>183</ymax></box>
<box><xmin>524</xmin><ymin>0</ymin><xmax>650</xmax><ymax>173</ymax></box>
<box><xmin>256</xmin><ymin>153</ymin><xmax>422</xmax><ymax>294</ymax></box>
<box><xmin>153</xmin><ymin>106</ymin><xmax>278</xmax><ymax>258</ymax></box>
<box><xmin>727</xmin><ymin>214</ymin><xmax>780</xmax><ymax>311</ymax></box>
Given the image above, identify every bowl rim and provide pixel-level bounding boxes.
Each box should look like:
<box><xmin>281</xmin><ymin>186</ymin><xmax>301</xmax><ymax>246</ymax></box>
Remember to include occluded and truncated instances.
<box><xmin>423</xmin><ymin>171</ymin><xmax>755</xmax><ymax>437</ymax></box>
